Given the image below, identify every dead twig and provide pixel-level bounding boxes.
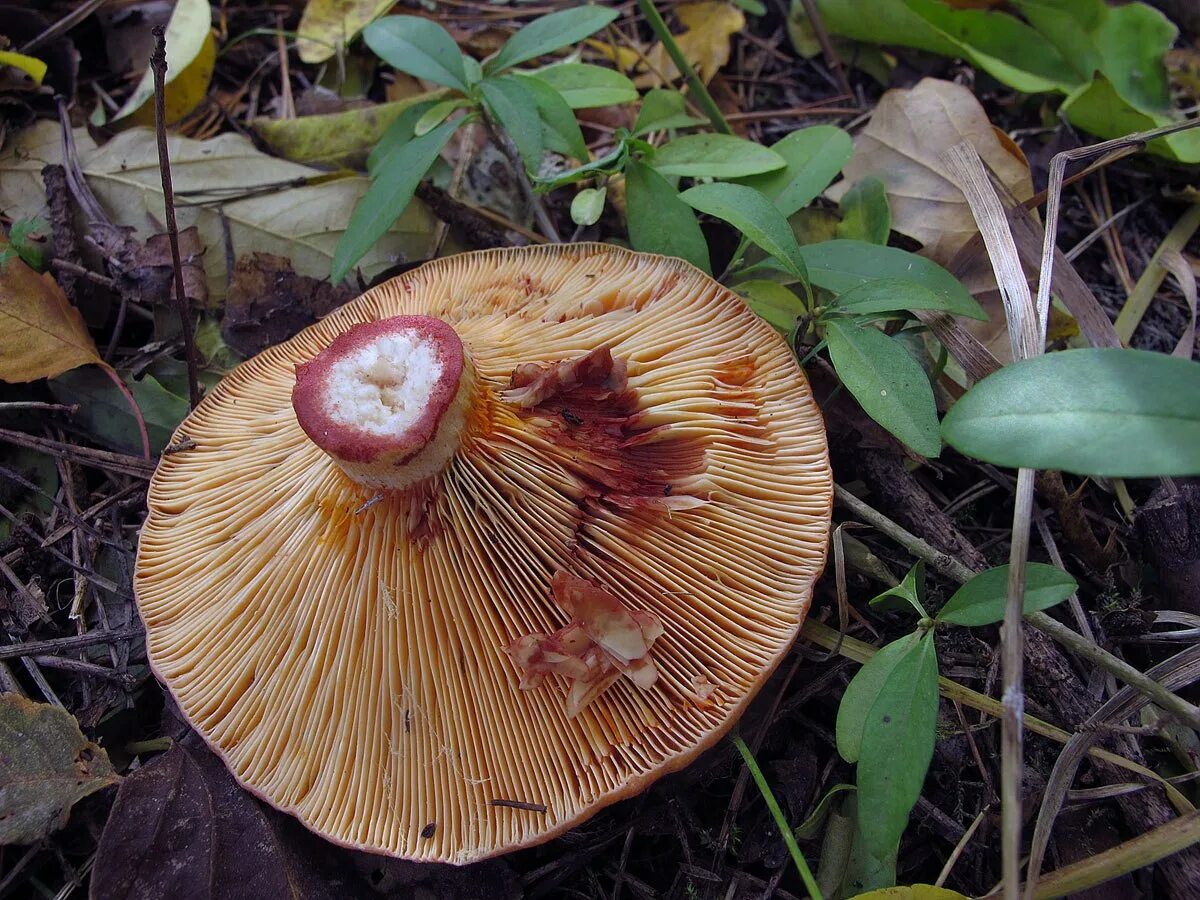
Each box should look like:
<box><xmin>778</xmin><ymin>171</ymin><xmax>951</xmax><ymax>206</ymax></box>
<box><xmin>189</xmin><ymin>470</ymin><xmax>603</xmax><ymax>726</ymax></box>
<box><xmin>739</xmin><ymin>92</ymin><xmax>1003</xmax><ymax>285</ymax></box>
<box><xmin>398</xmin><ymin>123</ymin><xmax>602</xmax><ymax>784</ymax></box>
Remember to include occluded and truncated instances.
<box><xmin>150</xmin><ymin>25</ymin><xmax>202</xmax><ymax>409</ymax></box>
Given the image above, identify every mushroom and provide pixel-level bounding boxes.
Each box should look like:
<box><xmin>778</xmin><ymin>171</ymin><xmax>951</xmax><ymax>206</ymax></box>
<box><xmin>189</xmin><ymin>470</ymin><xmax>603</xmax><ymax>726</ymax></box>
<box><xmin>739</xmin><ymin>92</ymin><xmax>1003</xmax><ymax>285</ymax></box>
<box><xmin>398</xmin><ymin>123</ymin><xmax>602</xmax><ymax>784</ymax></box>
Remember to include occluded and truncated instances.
<box><xmin>135</xmin><ymin>244</ymin><xmax>832</xmax><ymax>863</ymax></box>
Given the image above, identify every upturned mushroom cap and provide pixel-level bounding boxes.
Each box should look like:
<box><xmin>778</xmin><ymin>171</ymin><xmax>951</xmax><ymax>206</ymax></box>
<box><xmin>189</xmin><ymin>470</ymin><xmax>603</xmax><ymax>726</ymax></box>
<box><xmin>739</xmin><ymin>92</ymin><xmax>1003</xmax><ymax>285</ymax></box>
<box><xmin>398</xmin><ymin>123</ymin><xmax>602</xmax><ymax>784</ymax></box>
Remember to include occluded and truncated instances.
<box><xmin>135</xmin><ymin>244</ymin><xmax>832</xmax><ymax>864</ymax></box>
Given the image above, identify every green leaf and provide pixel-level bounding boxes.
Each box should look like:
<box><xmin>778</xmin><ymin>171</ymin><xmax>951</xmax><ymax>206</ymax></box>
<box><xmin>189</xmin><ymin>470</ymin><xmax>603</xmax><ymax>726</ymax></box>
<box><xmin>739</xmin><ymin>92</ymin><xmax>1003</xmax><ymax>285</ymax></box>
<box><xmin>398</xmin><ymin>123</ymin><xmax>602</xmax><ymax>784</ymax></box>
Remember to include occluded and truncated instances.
<box><xmin>485</xmin><ymin>5</ymin><xmax>619</xmax><ymax>74</ymax></box>
<box><xmin>526</xmin><ymin>63</ymin><xmax>637</xmax><ymax>109</ymax></box>
<box><xmin>518</xmin><ymin>75</ymin><xmax>589</xmax><ymax>163</ymax></box>
<box><xmin>837</xmin><ymin>176</ymin><xmax>891</xmax><ymax>245</ymax></box>
<box><xmin>734</xmin><ymin>126</ymin><xmax>852</xmax><ymax>217</ymax></box>
<box><xmin>363</xmin><ymin>16</ymin><xmax>470</xmax><ymax>92</ymax></box>
<box><xmin>366</xmin><ymin>98</ymin><xmax>441</xmax><ymax>175</ymax></box>
<box><xmin>902</xmin><ymin>0</ymin><xmax>1081</xmax><ymax>94</ymax></box>
<box><xmin>737</xmin><ymin>280</ymin><xmax>806</xmax><ymax>332</ymax></box>
<box><xmin>836</xmin><ymin>632</ymin><xmax>920</xmax><ymax>763</ymax></box>
<box><xmin>332</xmin><ymin>117</ymin><xmax>458</xmax><ymax>283</ymax></box>
<box><xmin>868</xmin><ymin>561</ymin><xmax>927</xmax><ymax>618</ymax></box>
<box><xmin>824</xmin><ymin>319</ymin><xmax>941</xmax><ymax>457</ymax></box>
<box><xmin>942</xmin><ymin>348</ymin><xmax>1200</xmax><ymax>477</ymax></box>
<box><xmin>680</xmin><ymin>182</ymin><xmax>808</xmax><ymax>282</ymax></box>
<box><xmin>49</xmin><ymin>368</ymin><xmax>189</xmax><ymax>455</ymax></box>
<box><xmin>571</xmin><ymin>186</ymin><xmax>606</xmax><ymax>227</ymax></box>
<box><xmin>413</xmin><ymin>98</ymin><xmax>471</xmax><ymax>136</ymax></box>
<box><xmin>479</xmin><ymin>76</ymin><xmax>545</xmax><ymax>173</ymax></box>
<box><xmin>829</xmin><ymin>278</ymin><xmax>974</xmax><ymax>319</ymax></box>
<box><xmin>798</xmin><ymin>240</ymin><xmax>985</xmax><ymax>321</ymax></box>
<box><xmin>633</xmin><ymin>89</ymin><xmax>706</xmax><ymax>136</ymax></box>
<box><xmin>650</xmin><ymin>134</ymin><xmax>786</xmax><ymax>179</ymax></box>
<box><xmin>937</xmin><ymin>563</ymin><xmax>1076</xmax><ymax>627</ymax></box>
<box><xmin>855</xmin><ymin>630</ymin><xmax>939</xmax><ymax>857</ymax></box>
<box><xmin>625</xmin><ymin>159</ymin><xmax>711</xmax><ymax>273</ymax></box>
<box><xmin>1060</xmin><ymin>74</ymin><xmax>1200</xmax><ymax>164</ymax></box>
<box><xmin>0</xmin><ymin>694</ymin><xmax>119</xmax><ymax>845</ymax></box>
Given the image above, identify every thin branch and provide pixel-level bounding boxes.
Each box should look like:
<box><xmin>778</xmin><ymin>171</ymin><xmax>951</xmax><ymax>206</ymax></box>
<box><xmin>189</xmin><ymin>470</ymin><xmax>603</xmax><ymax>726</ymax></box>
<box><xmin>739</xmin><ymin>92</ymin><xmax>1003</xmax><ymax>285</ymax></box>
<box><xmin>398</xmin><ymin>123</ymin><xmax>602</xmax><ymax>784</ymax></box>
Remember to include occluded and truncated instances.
<box><xmin>635</xmin><ymin>0</ymin><xmax>731</xmax><ymax>135</ymax></box>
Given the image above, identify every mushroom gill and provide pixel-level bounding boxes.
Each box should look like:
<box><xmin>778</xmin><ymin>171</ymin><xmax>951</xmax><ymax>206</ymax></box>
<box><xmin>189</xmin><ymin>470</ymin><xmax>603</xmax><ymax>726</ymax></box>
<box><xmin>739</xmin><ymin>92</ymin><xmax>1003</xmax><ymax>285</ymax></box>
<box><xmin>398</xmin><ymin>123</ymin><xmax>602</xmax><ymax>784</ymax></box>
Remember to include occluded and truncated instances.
<box><xmin>134</xmin><ymin>243</ymin><xmax>832</xmax><ymax>863</ymax></box>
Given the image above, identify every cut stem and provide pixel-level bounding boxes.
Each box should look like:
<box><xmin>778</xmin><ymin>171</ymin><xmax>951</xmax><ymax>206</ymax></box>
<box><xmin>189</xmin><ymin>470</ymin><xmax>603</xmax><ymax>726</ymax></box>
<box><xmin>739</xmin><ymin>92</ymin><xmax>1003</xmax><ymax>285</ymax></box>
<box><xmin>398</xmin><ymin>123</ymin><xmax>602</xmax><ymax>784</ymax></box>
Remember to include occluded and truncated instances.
<box><xmin>150</xmin><ymin>25</ymin><xmax>201</xmax><ymax>409</ymax></box>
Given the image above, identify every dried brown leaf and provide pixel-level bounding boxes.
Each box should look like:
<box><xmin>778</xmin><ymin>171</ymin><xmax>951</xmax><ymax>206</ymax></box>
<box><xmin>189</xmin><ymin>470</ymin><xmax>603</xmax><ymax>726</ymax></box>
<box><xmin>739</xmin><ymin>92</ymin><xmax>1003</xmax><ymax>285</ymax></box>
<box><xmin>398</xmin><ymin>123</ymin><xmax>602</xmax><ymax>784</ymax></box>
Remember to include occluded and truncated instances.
<box><xmin>638</xmin><ymin>2</ymin><xmax>744</xmax><ymax>87</ymax></box>
<box><xmin>0</xmin><ymin>242</ymin><xmax>102</xmax><ymax>383</ymax></box>
<box><xmin>0</xmin><ymin>693</ymin><xmax>118</xmax><ymax>845</ymax></box>
<box><xmin>827</xmin><ymin>78</ymin><xmax>1033</xmax><ymax>265</ymax></box>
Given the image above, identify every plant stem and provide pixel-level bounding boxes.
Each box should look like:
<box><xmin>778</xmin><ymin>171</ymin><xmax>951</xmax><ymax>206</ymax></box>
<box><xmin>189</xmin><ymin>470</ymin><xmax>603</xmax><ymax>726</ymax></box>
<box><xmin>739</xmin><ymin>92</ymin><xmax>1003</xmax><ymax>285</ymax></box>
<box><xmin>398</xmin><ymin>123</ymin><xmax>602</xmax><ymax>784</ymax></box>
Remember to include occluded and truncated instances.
<box><xmin>732</xmin><ymin>734</ymin><xmax>824</xmax><ymax>900</ymax></box>
<box><xmin>635</xmin><ymin>0</ymin><xmax>732</xmax><ymax>135</ymax></box>
<box><xmin>150</xmin><ymin>25</ymin><xmax>201</xmax><ymax>409</ymax></box>
<box><xmin>482</xmin><ymin>115</ymin><xmax>561</xmax><ymax>243</ymax></box>
<box><xmin>1000</xmin><ymin>467</ymin><xmax>1034</xmax><ymax>900</ymax></box>
<box><xmin>832</xmin><ymin>485</ymin><xmax>1200</xmax><ymax>731</ymax></box>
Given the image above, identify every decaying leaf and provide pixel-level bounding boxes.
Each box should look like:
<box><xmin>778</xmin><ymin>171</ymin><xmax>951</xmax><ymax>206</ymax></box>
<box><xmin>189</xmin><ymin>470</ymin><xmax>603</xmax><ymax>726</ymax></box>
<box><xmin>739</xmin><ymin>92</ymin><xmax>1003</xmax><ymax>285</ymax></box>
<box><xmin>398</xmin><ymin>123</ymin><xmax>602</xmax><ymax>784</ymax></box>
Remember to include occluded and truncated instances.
<box><xmin>0</xmin><ymin>693</ymin><xmax>119</xmax><ymax>845</ymax></box>
<box><xmin>114</xmin><ymin>0</ymin><xmax>215</xmax><ymax>125</ymax></box>
<box><xmin>0</xmin><ymin>241</ymin><xmax>103</xmax><ymax>383</ymax></box>
<box><xmin>297</xmin><ymin>0</ymin><xmax>394</xmax><ymax>64</ymax></box>
<box><xmin>0</xmin><ymin>122</ymin><xmax>437</xmax><ymax>302</ymax></box>
<box><xmin>221</xmin><ymin>252</ymin><xmax>354</xmax><ymax>356</ymax></box>
<box><xmin>826</xmin><ymin>78</ymin><xmax>1033</xmax><ymax>265</ymax></box>
<box><xmin>251</xmin><ymin>93</ymin><xmax>441</xmax><ymax>169</ymax></box>
<box><xmin>91</xmin><ymin>730</ymin><xmax>519</xmax><ymax>900</ymax></box>
<box><xmin>639</xmin><ymin>2</ymin><xmax>745</xmax><ymax>86</ymax></box>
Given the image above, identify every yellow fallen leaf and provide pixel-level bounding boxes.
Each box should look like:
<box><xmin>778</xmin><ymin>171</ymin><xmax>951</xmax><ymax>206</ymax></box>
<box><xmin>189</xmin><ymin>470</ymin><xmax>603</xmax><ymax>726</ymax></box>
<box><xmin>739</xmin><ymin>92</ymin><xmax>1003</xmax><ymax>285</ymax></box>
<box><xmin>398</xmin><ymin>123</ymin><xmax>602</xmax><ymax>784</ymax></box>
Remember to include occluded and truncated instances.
<box><xmin>0</xmin><ymin>50</ymin><xmax>47</xmax><ymax>85</ymax></box>
<box><xmin>0</xmin><ymin>242</ymin><xmax>103</xmax><ymax>383</ymax></box>
<box><xmin>638</xmin><ymin>1</ymin><xmax>744</xmax><ymax>87</ymax></box>
<box><xmin>115</xmin><ymin>0</ymin><xmax>215</xmax><ymax>125</ymax></box>
<box><xmin>585</xmin><ymin>39</ymin><xmax>642</xmax><ymax>74</ymax></box>
<box><xmin>849</xmin><ymin>887</ymin><xmax>970</xmax><ymax>900</ymax></box>
<box><xmin>297</xmin><ymin>0</ymin><xmax>394</xmax><ymax>65</ymax></box>
<box><xmin>826</xmin><ymin>78</ymin><xmax>1033</xmax><ymax>266</ymax></box>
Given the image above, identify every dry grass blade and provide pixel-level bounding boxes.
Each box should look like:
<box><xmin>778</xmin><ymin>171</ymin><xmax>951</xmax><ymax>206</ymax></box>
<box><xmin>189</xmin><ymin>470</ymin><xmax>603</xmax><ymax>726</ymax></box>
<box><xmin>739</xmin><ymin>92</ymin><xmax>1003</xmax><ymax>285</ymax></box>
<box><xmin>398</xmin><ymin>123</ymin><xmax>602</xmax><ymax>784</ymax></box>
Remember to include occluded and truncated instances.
<box><xmin>945</xmin><ymin>141</ymin><xmax>1044</xmax><ymax>900</ymax></box>
<box><xmin>987</xmin><ymin>810</ymin><xmax>1200</xmax><ymax>899</ymax></box>
<box><xmin>1115</xmin><ymin>204</ymin><xmax>1200</xmax><ymax>346</ymax></box>
<box><xmin>1158</xmin><ymin>248</ymin><xmax>1197</xmax><ymax>358</ymax></box>
<box><xmin>1024</xmin><ymin>643</ymin><xmax>1200</xmax><ymax>892</ymax></box>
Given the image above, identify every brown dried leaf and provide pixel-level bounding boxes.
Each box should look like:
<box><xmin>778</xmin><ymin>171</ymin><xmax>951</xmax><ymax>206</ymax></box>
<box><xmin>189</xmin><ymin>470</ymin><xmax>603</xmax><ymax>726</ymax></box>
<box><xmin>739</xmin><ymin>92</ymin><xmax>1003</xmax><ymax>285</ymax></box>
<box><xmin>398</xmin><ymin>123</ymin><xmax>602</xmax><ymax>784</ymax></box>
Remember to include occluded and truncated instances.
<box><xmin>91</xmin><ymin>731</ymin><xmax>519</xmax><ymax>900</ymax></box>
<box><xmin>0</xmin><ymin>242</ymin><xmax>102</xmax><ymax>383</ymax></box>
<box><xmin>638</xmin><ymin>1</ymin><xmax>745</xmax><ymax>87</ymax></box>
<box><xmin>221</xmin><ymin>252</ymin><xmax>354</xmax><ymax>356</ymax></box>
<box><xmin>0</xmin><ymin>694</ymin><xmax>119</xmax><ymax>845</ymax></box>
<box><xmin>826</xmin><ymin>78</ymin><xmax>1033</xmax><ymax>265</ymax></box>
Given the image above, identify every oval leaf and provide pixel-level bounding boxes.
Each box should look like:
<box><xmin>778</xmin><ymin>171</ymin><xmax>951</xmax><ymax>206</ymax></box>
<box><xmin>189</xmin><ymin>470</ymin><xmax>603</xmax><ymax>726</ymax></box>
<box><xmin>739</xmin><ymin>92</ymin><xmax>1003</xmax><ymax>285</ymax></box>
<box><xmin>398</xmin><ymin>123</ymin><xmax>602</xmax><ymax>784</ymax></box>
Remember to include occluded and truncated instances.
<box><xmin>364</xmin><ymin>16</ymin><xmax>470</xmax><ymax>91</ymax></box>
<box><xmin>413</xmin><ymin>98</ymin><xmax>469</xmax><ymax>136</ymax></box>
<box><xmin>633</xmin><ymin>88</ymin><xmax>706</xmax><ymax>136</ymax></box>
<box><xmin>837</xmin><ymin>175</ymin><xmax>892</xmax><ymax>245</ymax></box>
<box><xmin>824</xmin><ymin>319</ymin><xmax>941</xmax><ymax>457</ymax></box>
<box><xmin>831</xmin><ymin>278</ymin><xmax>969</xmax><ymax>318</ymax></box>
<box><xmin>937</xmin><ymin>563</ymin><xmax>1076</xmax><ymax>627</ymax></box>
<box><xmin>856</xmin><ymin>631</ymin><xmax>939</xmax><ymax>857</ymax></box>
<box><xmin>479</xmin><ymin>76</ymin><xmax>545</xmax><ymax>173</ymax></box>
<box><xmin>115</xmin><ymin>0</ymin><xmax>215</xmax><ymax>125</ymax></box>
<box><xmin>485</xmin><ymin>5</ymin><xmax>619</xmax><ymax>74</ymax></box>
<box><xmin>680</xmin><ymin>182</ymin><xmax>807</xmax><ymax>282</ymax></box>
<box><xmin>625</xmin><ymin>159</ymin><xmax>711</xmax><ymax>273</ymax></box>
<box><xmin>942</xmin><ymin>348</ymin><xmax>1200</xmax><ymax>477</ymax></box>
<box><xmin>571</xmin><ymin>187</ymin><xmax>606</xmax><ymax>227</ymax></box>
<box><xmin>0</xmin><ymin>694</ymin><xmax>119</xmax><ymax>845</ymax></box>
<box><xmin>527</xmin><ymin>63</ymin><xmax>637</xmax><ymax>109</ymax></box>
<box><xmin>836</xmin><ymin>632</ymin><xmax>921</xmax><ymax>764</ymax></box>
<box><xmin>517</xmin><ymin>74</ymin><xmax>588</xmax><ymax>162</ymax></box>
<box><xmin>651</xmin><ymin>134</ymin><xmax>786</xmax><ymax>178</ymax></box>
<box><xmin>735</xmin><ymin>125</ymin><xmax>852</xmax><ymax>217</ymax></box>
<box><xmin>798</xmin><ymin>240</ymin><xmax>985</xmax><ymax>320</ymax></box>
<box><xmin>737</xmin><ymin>280</ymin><xmax>806</xmax><ymax>332</ymax></box>
<box><xmin>332</xmin><ymin>117</ymin><xmax>459</xmax><ymax>283</ymax></box>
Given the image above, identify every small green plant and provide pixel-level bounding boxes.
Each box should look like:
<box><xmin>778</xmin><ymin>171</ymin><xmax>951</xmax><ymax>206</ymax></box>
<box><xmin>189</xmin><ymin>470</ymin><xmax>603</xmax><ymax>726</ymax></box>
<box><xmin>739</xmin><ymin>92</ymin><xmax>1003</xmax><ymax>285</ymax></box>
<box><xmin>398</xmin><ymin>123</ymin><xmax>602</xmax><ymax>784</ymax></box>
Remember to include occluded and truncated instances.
<box><xmin>835</xmin><ymin>562</ymin><xmax>1076</xmax><ymax>859</ymax></box>
<box><xmin>332</xmin><ymin>5</ymin><xmax>627</xmax><ymax>281</ymax></box>
<box><xmin>1</xmin><ymin>217</ymin><xmax>48</xmax><ymax>270</ymax></box>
